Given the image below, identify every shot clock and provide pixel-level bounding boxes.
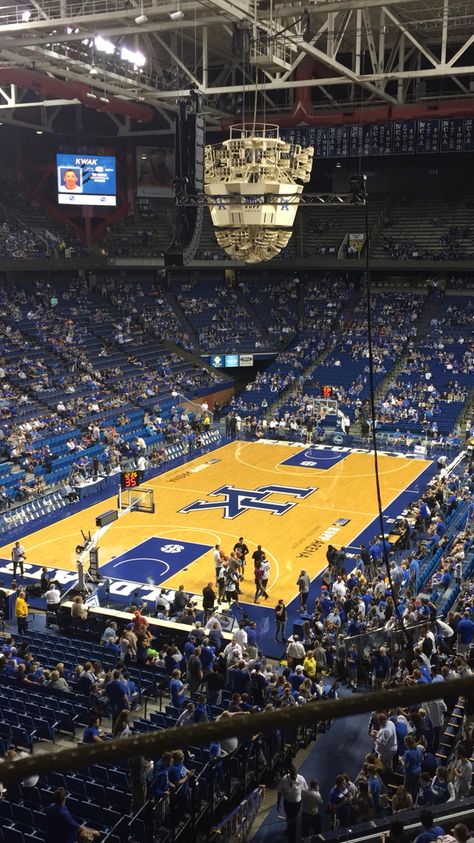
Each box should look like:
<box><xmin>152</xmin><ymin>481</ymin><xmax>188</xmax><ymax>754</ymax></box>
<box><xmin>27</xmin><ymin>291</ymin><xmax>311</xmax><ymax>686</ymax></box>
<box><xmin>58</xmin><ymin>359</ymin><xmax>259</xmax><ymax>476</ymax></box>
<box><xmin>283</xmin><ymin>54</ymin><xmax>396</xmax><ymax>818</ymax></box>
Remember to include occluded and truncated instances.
<box><xmin>120</xmin><ymin>470</ymin><xmax>144</xmax><ymax>490</ymax></box>
<box><xmin>321</xmin><ymin>385</ymin><xmax>333</xmax><ymax>399</ymax></box>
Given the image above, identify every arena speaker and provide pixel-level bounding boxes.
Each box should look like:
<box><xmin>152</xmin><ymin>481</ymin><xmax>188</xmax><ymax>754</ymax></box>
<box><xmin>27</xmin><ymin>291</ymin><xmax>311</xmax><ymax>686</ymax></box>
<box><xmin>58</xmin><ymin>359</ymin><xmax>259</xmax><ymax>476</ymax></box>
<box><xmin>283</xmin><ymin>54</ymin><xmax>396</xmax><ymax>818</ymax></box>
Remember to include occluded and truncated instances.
<box><xmin>164</xmin><ymin>93</ymin><xmax>205</xmax><ymax>266</ymax></box>
<box><xmin>164</xmin><ymin>252</ymin><xmax>184</xmax><ymax>267</ymax></box>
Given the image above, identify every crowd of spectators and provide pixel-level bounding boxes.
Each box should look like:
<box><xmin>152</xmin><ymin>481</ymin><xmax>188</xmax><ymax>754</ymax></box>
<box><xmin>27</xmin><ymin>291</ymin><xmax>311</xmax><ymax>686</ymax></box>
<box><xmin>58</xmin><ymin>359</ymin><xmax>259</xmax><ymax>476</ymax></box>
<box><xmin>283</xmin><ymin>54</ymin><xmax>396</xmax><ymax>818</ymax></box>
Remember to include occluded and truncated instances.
<box><xmin>176</xmin><ymin>273</ymin><xmax>270</xmax><ymax>351</ymax></box>
<box><xmin>0</xmin><ymin>277</ymin><xmax>226</xmax><ymax>508</ymax></box>
<box><xmin>0</xmin><ymin>453</ymin><xmax>471</xmax><ymax>842</ymax></box>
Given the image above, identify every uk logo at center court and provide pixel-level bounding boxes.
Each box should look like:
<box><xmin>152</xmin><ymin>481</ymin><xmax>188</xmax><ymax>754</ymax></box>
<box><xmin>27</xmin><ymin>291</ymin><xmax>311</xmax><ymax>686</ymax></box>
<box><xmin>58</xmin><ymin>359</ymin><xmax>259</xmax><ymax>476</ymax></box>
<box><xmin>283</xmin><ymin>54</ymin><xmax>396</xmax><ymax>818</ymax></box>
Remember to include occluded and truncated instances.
<box><xmin>180</xmin><ymin>484</ymin><xmax>317</xmax><ymax>520</ymax></box>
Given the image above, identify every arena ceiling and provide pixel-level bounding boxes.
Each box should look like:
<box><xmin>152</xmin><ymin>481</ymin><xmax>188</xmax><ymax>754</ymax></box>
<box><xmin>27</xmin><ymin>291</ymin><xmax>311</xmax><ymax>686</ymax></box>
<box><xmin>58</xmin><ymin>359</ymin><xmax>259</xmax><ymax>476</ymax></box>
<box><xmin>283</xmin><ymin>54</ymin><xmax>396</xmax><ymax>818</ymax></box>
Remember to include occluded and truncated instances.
<box><xmin>0</xmin><ymin>0</ymin><xmax>473</xmax><ymax>134</ymax></box>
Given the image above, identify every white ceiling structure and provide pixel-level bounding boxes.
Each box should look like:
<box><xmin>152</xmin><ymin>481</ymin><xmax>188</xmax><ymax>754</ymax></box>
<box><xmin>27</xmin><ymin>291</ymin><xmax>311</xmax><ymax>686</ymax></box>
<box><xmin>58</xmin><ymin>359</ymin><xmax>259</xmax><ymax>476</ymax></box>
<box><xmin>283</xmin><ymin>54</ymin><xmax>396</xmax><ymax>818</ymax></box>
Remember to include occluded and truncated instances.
<box><xmin>0</xmin><ymin>0</ymin><xmax>473</xmax><ymax>134</ymax></box>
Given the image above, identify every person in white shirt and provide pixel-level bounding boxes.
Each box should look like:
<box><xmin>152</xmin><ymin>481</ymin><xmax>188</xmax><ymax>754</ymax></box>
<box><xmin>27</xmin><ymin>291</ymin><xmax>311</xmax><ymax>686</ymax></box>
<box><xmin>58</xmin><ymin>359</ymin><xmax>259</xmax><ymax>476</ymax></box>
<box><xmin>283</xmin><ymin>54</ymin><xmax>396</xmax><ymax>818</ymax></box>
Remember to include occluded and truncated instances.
<box><xmin>223</xmin><ymin>639</ymin><xmax>242</xmax><ymax>665</ymax></box>
<box><xmin>371</xmin><ymin>712</ymin><xmax>397</xmax><ymax>770</ymax></box>
<box><xmin>234</xmin><ymin>623</ymin><xmax>248</xmax><ymax>651</ymax></box>
<box><xmin>44</xmin><ymin>584</ymin><xmax>61</xmax><ymax>626</ymax></box>
<box><xmin>11</xmin><ymin>541</ymin><xmax>26</xmax><ymax>579</ymax></box>
<box><xmin>205</xmin><ymin>615</ymin><xmax>222</xmax><ymax>633</ymax></box>
<box><xmin>155</xmin><ymin>591</ymin><xmax>171</xmax><ymax>613</ymax></box>
<box><xmin>277</xmin><ymin>765</ymin><xmax>308</xmax><ymax>840</ymax></box>
<box><xmin>137</xmin><ymin>455</ymin><xmax>147</xmax><ymax>471</ymax></box>
<box><xmin>286</xmin><ymin>635</ymin><xmax>306</xmax><ymax>668</ymax></box>
<box><xmin>332</xmin><ymin>576</ymin><xmax>347</xmax><ymax>599</ymax></box>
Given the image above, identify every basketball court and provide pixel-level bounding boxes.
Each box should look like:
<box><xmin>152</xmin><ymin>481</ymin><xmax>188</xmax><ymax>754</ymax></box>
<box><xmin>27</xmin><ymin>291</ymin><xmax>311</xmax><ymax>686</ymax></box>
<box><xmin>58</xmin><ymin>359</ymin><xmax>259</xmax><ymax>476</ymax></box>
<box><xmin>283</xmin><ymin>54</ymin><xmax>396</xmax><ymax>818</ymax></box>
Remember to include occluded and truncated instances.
<box><xmin>0</xmin><ymin>440</ymin><xmax>436</xmax><ymax>610</ymax></box>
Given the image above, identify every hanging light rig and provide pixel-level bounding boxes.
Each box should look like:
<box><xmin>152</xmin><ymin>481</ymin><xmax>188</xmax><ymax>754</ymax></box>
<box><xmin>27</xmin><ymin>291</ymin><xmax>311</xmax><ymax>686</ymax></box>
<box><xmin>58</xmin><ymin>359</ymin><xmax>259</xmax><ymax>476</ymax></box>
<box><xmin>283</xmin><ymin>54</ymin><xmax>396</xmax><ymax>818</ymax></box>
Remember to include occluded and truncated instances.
<box><xmin>204</xmin><ymin>123</ymin><xmax>314</xmax><ymax>263</ymax></box>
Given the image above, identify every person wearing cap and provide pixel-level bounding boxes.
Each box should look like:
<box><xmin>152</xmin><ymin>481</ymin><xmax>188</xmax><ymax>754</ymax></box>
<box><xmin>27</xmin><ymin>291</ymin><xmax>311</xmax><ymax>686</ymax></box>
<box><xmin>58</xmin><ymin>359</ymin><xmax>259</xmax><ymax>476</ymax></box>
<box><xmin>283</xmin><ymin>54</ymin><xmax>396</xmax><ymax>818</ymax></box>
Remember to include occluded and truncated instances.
<box><xmin>132</xmin><ymin>610</ymin><xmax>148</xmax><ymax>637</ymax></box>
<box><xmin>286</xmin><ymin>634</ymin><xmax>306</xmax><ymax>668</ymax></box>
<box><xmin>289</xmin><ymin>664</ymin><xmax>305</xmax><ymax>692</ymax></box>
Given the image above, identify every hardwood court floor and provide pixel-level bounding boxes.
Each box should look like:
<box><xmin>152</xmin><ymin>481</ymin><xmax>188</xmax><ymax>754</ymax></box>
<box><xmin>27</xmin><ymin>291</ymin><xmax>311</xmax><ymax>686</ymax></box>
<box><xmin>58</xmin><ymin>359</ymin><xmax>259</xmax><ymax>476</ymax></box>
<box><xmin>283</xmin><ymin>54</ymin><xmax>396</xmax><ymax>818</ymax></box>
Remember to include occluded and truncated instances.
<box><xmin>0</xmin><ymin>441</ymin><xmax>432</xmax><ymax>606</ymax></box>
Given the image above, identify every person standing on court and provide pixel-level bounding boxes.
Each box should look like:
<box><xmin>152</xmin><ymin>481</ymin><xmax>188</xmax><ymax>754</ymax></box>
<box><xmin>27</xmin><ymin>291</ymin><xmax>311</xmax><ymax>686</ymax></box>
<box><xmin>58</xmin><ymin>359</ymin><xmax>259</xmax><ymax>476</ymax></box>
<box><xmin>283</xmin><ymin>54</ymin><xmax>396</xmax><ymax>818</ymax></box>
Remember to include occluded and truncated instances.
<box><xmin>254</xmin><ymin>561</ymin><xmax>268</xmax><ymax>603</ymax></box>
<box><xmin>11</xmin><ymin>541</ymin><xmax>26</xmax><ymax>579</ymax></box>
<box><xmin>297</xmin><ymin>570</ymin><xmax>310</xmax><ymax>612</ymax></box>
<box><xmin>252</xmin><ymin>544</ymin><xmax>265</xmax><ymax>567</ymax></box>
<box><xmin>277</xmin><ymin>765</ymin><xmax>308</xmax><ymax>843</ymax></box>
<box><xmin>213</xmin><ymin>544</ymin><xmax>222</xmax><ymax>586</ymax></box>
<box><xmin>233</xmin><ymin>537</ymin><xmax>249</xmax><ymax>578</ymax></box>
<box><xmin>274</xmin><ymin>599</ymin><xmax>287</xmax><ymax>642</ymax></box>
<box><xmin>261</xmin><ymin>553</ymin><xmax>271</xmax><ymax>596</ymax></box>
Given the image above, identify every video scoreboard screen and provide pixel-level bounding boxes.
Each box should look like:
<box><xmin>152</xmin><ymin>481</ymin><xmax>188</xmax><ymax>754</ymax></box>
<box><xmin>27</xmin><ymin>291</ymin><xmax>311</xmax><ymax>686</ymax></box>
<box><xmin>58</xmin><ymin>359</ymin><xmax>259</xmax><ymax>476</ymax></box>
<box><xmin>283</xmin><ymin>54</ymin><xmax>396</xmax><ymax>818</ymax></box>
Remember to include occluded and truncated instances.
<box><xmin>56</xmin><ymin>153</ymin><xmax>117</xmax><ymax>207</ymax></box>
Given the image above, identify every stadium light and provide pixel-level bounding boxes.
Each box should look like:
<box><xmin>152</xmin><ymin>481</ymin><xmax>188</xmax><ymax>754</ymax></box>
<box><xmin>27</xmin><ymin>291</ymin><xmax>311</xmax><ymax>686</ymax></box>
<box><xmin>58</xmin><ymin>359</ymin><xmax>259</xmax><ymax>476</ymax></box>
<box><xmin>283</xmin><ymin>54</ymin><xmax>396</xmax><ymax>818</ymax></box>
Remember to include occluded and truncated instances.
<box><xmin>89</xmin><ymin>63</ymin><xmax>98</xmax><ymax>76</ymax></box>
<box><xmin>21</xmin><ymin>10</ymin><xmax>31</xmax><ymax>21</ymax></box>
<box><xmin>120</xmin><ymin>45</ymin><xmax>146</xmax><ymax>67</ymax></box>
<box><xmin>135</xmin><ymin>13</ymin><xmax>148</xmax><ymax>24</ymax></box>
<box><xmin>170</xmin><ymin>9</ymin><xmax>184</xmax><ymax>20</ymax></box>
<box><xmin>94</xmin><ymin>34</ymin><xmax>115</xmax><ymax>55</ymax></box>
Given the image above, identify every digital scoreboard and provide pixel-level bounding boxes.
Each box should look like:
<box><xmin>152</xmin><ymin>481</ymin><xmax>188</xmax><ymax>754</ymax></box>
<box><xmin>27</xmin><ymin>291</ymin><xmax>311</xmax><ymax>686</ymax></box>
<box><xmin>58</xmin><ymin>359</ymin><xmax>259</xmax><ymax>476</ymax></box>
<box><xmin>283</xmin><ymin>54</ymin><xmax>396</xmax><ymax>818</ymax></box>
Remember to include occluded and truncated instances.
<box><xmin>56</xmin><ymin>153</ymin><xmax>117</xmax><ymax>207</ymax></box>
<box><xmin>120</xmin><ymin>470</ymin><xmax>144</xmax><ymax>490</ymax></box>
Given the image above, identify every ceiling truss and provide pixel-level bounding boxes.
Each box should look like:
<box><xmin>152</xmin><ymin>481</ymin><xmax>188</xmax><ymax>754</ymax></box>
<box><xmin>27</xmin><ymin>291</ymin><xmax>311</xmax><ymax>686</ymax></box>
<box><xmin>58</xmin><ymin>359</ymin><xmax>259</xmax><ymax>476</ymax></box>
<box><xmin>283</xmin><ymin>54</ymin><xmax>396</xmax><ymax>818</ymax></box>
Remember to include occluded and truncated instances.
<box><xmin>0</xmin><ymin>0</ymin><xmax>471</xmax><ymax>134</ymax></box>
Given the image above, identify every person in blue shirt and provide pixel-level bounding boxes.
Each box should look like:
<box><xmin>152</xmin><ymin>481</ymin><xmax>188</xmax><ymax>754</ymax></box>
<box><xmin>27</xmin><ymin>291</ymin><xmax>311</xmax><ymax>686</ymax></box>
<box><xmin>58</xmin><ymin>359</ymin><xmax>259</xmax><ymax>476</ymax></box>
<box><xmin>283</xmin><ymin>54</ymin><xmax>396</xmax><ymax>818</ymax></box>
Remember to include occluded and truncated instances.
<box><xmin>416</xmin><ymin>772</ymin><xmax>435</xmax><ymax>807</ymax></box>
<box><xmin>289</xmin><ymin>665</ymin><xmax>305</xmax><ymax>692</ymax></box>
<box><xmin>320</xmin><ymin>589</ymin><xmax>332</xmax><ymax>617</ymax></box>
<box><xmin>372</xmin><ymin>646</ymin><xmax>391</xmax><ymax>689</ymax></box>
<box><xmin>457</xmin><ymin>611</ymin><xmax>474</xmax><ymax>653</ymax></box>
<box><xmin>408</xmin><ymin>557</ymin><xmax>420</xmax><ymax>592</ymax></box>
<box><xmin>366</xmin><ymin>765</ymin><xmax>381</xmax><ymax>813</ymax></box>
<box><xmin>168</xmin><ymin>749</ymin><xmax>193</xmax><ymax>803</ymax></box>
<box><xmin>209</xmin><ymin>739</ymin><xmax>227</xmax><ymax>794</ymax></box>
<box><xmin>369</xmin><ymin>540</ymin><xmax>382</xmax><ymax>563</ymax></box>
<box><xmin>46</xmin><ymin>787</ymin><xmax>99</xmax><ymax>843</ymax></box>
<box><xmin>403</xmin><ymin>735</ymin><xmax>424</xmax><ymax>797</ymax></box>
<box><xmin>413</xmin><ymin>809</ymin><xmax>445</xmax><ymax>843</ymax></box>
<box><xmin>169</xmin><ymin>669</ymin><xmax>186</xmax><ymax>708</ymax></box>
<box><xmin>183</xmin><ymin>637</ymin><xmax>196</xmax><ymax>662</ymax></box>
<box><xmin>199</xmin><ymin>640</ymin><xmax>215</xmax><ymax>673</ymax></box>
<box><xmin>149</xmin><ymin>751</ymin><xmax>174</xmax><ymax>799</ymax></box>
<box><xmin>434</xmin><ymin>519</ymin><xmax>445</xmax><ymax>538</ymax></box>
<box><xmin>82</xmin><ymin>715</ymin><xmax>103</xmax><ymax>744</ymax></box>
<box><xmin>244</xmin><ymin>621</ymin><xmax>258</xmax><ymax>656</ymax></box>
<box><xmin>106</xmin><ymin>669</ymin><xmax>130</xmax><ymax>723</ymax></box>
<box><xmin>192</xmin><ymin>694</ymin><xmax>209</xmax><ymax>723</ymax></box>
<box><xmin>419</xmin><ymin>501</ymin><xmax>431</xmax><ymax>529</ymax></box>
<box><xmin>227</xmin><ymin>662</ymin><xmax>250</xmax><ymax>694</ymax></box>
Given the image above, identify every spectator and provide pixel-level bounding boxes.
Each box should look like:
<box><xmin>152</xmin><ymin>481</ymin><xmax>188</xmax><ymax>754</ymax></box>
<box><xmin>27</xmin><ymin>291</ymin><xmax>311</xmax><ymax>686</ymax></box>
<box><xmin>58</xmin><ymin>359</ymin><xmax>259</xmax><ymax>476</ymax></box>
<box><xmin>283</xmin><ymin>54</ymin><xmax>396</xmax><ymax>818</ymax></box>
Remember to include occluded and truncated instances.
<box><xmin>277</xmin><ymin>765</ymin><xmax>308</xmax><ymax>843</ymax></box>
<box><xmin>413</xmin><ymin>809</ymin><xmax>445</xmax><ymax>843</ymax></box>
<box><xmin>82</xmin><ymin>715</ymin><xmax>103</xmax><ymax>744</ymax></box>
<box><xmin>301</xmin><ymin>778</ymin><xmax>323</xmax><ymax>837</ymax></box>
<box><xmin>15</xmin><ymin>590</ymin><xmax>28</xmax><ymax>634</ymax></box>
<box><xmin>45</xmin><ymin>787</ymin><xmax>99</xmax><ymax>843</ymax></box>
